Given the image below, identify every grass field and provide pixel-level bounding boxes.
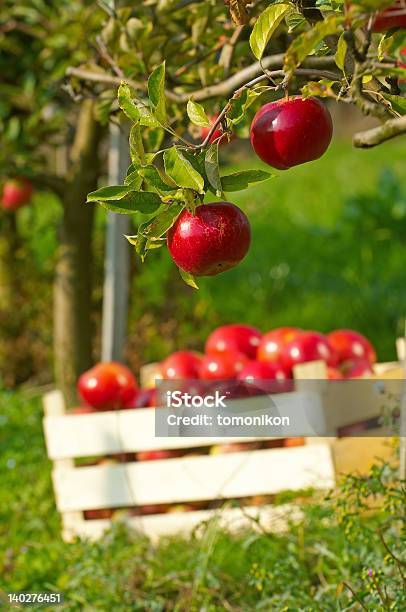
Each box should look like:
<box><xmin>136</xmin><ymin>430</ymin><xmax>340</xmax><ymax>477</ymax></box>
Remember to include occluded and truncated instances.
<box><xmin>0</xmin><ymin>389</ymin><xmax>403</xmax><ymax>610</ymax></box>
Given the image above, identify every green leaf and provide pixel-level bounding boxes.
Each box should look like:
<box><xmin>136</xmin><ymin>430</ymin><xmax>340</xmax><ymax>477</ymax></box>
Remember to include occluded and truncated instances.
<box><xmin>187</xmin><ymin>100</ymin><xmax>210</xmax><ymax>127</ymax></box>
<box><xmin>164</xmin><ymin>147</ymin><xmax>204</xmax><ymax>193</ymax></box>
<box><xmin>118</xmin><ymin>83</ymin><xmax>140</xmax><ymax>122</ymax></box>
<box><xmin>87</xmin><ymin>185</ymin><xmax>132</xmax><ymax>202</ymax></box>
<box><xmin>250</xmin><ymin>3</ymin><xmax>292</xmax><ymax>60</ymax></box>
<box><xmin>335</xmin><ymin>33</ymin><xmax>347</xmax><ymax>72</ymax></box>
<box><xmin>221</xmin><ymin>169</ymin><xmax>274</xmax><ymax>192</ymax></box>
<box><xmin>148</xmin><ymin>62</ymin><xmax>167</xmax><ymax>124</ymax></box>
<box><xmin>143</xmin><ymin>202</ymin><xmax>184</xmax><ymax>239</ymax></box>
<box><xmin>205</xmin><ymin>143</ymin><xmax>222</xmax><ymax>192</ymax></box>
<box><xmin>285</xmin><ymin>11</ymin><xmax>306</xmax><ymax>34</ymax></box>
<box><xmin>178</xmin><ymin>268</ymin><xmax>199</xmax><ymax>289</ymax></box>
<box><xmin>97</xmin><ymin>192</ymin><xmax>161</xmax><ymax>214</ymax></box>
<box><xmin>227</xmin><ymin>90</ymin><xmax>249</xmax><ymax>125</ymax></box>
<box><xmin>129</xmin><ymin>124</ymin><xmax>145</xmax><ymax>165</ymax></box>
<box><xmin>138</xmin><ymin>103</ymin><xmax>161</xmax><ymax>128</ymax></box>
<box><xmin>124</xmin><ymin>171</ymin><xmax>143</xmax><ymax>190</ymax></box>
<box><xmin>141</xmin><ymin>165</ymin><xmax>177</xmax><ymax>192</ymax></box>
<box><xmin>284</xmin><ymin>15</ymin><xmax>343</xmax><ymax>76</ymax></box>
<box><xmin>382</xmin><ymin>94</ymin><xmax>406</xmax><ymax>115</ymax></box>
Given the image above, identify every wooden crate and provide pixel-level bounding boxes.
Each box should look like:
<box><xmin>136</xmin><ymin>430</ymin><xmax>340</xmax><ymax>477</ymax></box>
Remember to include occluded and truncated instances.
<box><xmin>43</xmin><ymin>352</ymin><xmax>403</xmax><ymax>541</ymax></box>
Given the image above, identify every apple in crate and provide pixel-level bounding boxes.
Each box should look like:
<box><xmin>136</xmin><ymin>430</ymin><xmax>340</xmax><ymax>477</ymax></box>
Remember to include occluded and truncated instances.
<box><xmin>210</xmin><ymin>442</ymin><xmax>261</xmax><ymax>455</ymax></box>
<box><xmin>199</xmin><ymin>351</ymin><xmax>249</xmax><ymax>380</ymax></box>
<box><xmin>257</xmin><ymin>327</ymin><xmax>302</xmax><ymax>364</ymax></box>
<box><xmin>282</xmin><ymin>331</ymin><xmax>338</xmax><ymax>371</ymax></box>
<box><xmin>84</xmin><ymin>509</ymin><xmax>114</xmax><ymax>520</ymax></box>
<box><xmin>284</xmin><ymin>437</ymin><xmax>305</xmax><ymax>447</ymax></box>
<box><xmin>327</xmin><ymin>367</ymin><xmax>344</xmax><ymax>380</ymax></box>
<box><xmin>342</xmin><ymin>359</ymin><xmax>374</xmax><ymax>379</ymax></box>
<box><xmin>237</xmin><ymin>360</ymin><xmax>291</xmax><ymax>393</ymax></box>
<box><xmin>161</xmin><ymin>351</ymin><xmax>202</xmax><ymax>379</ymax></box>
<box><xmin>136</xmin><ymin>449</ymin><xmax>183</xmax><ymax>461</ymax></box>
<box><xmin>139</xmin><ymin>504</ymin><xmax>170</xmax><ymax>515</ymax></box>
<box><xmin>77</xmin><ymin>362</ymin><xmax>138</xmax><ymax>410</ymax></box>
<box><xmin>205</xmin><ymin>324</ymin><xmax>262</xmax><ymax>359</ymax></box>
<box><xmin>327</xmin><ymin>329</ymin><xmax>376</xmax><ymax>364</ymax></box>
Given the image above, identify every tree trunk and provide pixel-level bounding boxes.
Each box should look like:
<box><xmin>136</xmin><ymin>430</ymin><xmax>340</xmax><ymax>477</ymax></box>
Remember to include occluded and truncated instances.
<box><xmin>0</xmin><ymin>214</ymin><xmax>18</xmax><ymax>312</ymax></box>
<box><xmin>53</xmin><ymin>100</ymin><xmax>104</xmax><ymax>406</ymax></box>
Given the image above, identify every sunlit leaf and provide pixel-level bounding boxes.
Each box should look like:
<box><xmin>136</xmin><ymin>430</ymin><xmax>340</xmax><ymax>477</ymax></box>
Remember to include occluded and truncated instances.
<box><xmin>250</xmin><ymin>3</ymin><xmax>292</xmax><ymax>60</ymax></box>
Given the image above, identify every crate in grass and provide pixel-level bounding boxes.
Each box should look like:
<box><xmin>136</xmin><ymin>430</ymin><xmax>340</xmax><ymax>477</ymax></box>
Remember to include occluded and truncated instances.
<box><xmin>43</xmin><ymin>388</ymin><xmax>336</xmax><ymax>541</ymax></box>
<box><xmin>42</xmin><ymin>350</ymin><xmax>403</xmax><ymax>542</ymax></box>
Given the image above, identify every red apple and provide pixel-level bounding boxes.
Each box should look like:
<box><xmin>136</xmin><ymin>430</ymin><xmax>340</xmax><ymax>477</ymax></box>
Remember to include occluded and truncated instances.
<box><xmin>283</xmin><ymin>437</ymin><xmax>305</xmax><ymax>447</ymax></box>
<box><xmin>205</xmin><ymin>324</ymin><xmax>262</xmax><ymax>359</ymax></box>
<box><xmin>209</xmin><ymin>442</ymin><xmax>260</xmax><ymax>455</ymax></box>
<box><xmin>257</xmin><ymin>327</ymin><xmax>302</xmax><ymax>364</ymax></box>
<box><xmin>84</xmin><ymin>509</ymin><xmax>114</xmax><ymax>520</ymax></box>
<box><xmin>237</xmin><ymin>360</ymin><xmax>290</xmax><ymax>393</ymax></box>
<box><xmin>77</xmin><ymin>362</ymin><xmax>138</xmax><ymax>410</ymax></box>
<box><xmin>167</xmin><ymin>202</ymin><xmax>251</xmax><ymax>276</ymax></box>
<box><xmin>1</xmin><ymin>178</ymin><xmax>33</xmax><ymax>211</ymax></box>
<box><xmin>136</xmin><ymin>449</ymin><xmax>183</xmax><ymax>461</ymax></box>
<box><xmin>327</xmin><ymin>367</ymin><xmax>344</xmax><ymax>380</ymax></box>
<box><xmin>161</xmin><ymin>350</ymin><xmax>202</xmax><ymax>380</ymax></box>
<box><xmin>199</xmin><ymin>351</ymin><xmax>249</xmax><ymax>380</ymax></box>
<box><xmin>139</xmin><ymin>504</ymin><xmax>170</xmax><ymax>515</ymax></box>
<box><xmin>282</xmin><ymin>331</ymin><xmax>338</xmax><ymax>371</ymax></box>
<box><xmin>327</xmin><ymin>329</ymin><xmax>376</xmax><ymax>364</ymax></box>
<box><xmin>250</xmin><ymin>97</ymin><xmax>333</xmax><ymax>170</ymax></box>
<box><xmin>372</xmin><ymin>2</ymin><xmax>406</xmax><ymax>32</ymax></box>
<box><xmin>210</xmin><ymin>378</ymin><xmax>265</xmax><ymax>398</ymax></box>
<box><xmin>201</xmin><ymin>114</ymin><xmax>230</xmax><ymax>144</ymax></box>
<box><xmin>342</xmin><ymin>359</ymin><xmax>374</xmax><ymax>379</ymax></box>
<box><xmin>237</xmin><ymin>360</ymin><xmax>288</xmax><ymax>381</ymax></box>
<box><xmin>264</xmin><ymin>439</ymin><xmax>285</xmax><ymax>448</ymax></box>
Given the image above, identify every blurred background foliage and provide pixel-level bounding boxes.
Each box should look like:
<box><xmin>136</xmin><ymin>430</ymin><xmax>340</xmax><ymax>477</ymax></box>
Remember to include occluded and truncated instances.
<box><xmin>4</xmin><ymin>136</ymin><xmax>405</xmax><ymax>387</ymax></box>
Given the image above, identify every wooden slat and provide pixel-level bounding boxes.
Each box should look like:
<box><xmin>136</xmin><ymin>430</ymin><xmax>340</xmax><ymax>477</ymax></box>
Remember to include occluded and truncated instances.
<box><xmin>396</xmin><ymin>337</ymin><xmax>405</xmax><ymax>361</ymax></box>
<box><xmin>61</xmin><ymin>503</ymin><xmax>303</xmax><ymax>542</ymax></box>
<box><xmin>52</xmin><ymin>444</ymin><xmax>335</xmax><ymax>512</ymax></box>
<box><xmin>373</xmin><ymin>361</ymin><xmax>401</xmax><ymax>376</ymax></box>
<box><xmin>332</xmin><ymin>437</ymin><xmax>394</xmax><ymax>475</ymax></box>
<box><xmin>43</xmin><ymin>391</ymin><xmax>325</xmax><ymax>459</ymax></box>
<box><xmin>42</xmin><ymin>390</ymin><xmax>84</xmax><ymax>531</ymax></box>
<box><xmin>323</xmin><ymin>378</ymin><xmax>403</xmax><ymax>433</ymax></box>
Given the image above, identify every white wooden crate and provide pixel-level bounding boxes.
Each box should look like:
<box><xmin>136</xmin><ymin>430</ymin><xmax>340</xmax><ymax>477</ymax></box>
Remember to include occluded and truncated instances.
<box><xmin>43</xmin><ymin>389</ymin><xmax>335</xmax><ymax>541</ymax></box>
<box><xmin>43</xmin><ymin>345</ymin><xmax>404</xmax><ymax>542</ymax></box>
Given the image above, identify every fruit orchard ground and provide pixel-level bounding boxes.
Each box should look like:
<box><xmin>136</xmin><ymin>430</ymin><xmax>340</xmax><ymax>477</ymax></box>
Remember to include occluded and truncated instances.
<box><xmin>0</xmin><ymin>388</ymin><xmax>399</xmax><ymax>609</ymax></box>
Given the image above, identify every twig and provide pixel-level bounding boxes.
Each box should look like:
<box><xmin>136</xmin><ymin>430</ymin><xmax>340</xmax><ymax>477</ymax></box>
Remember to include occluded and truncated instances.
<box><xmin>353</xmin><ymin>115</ymin><xmax>406</xmax><ymax>148</ymax></box>
<box><xmin>342</xmin><ymin>581</ymin><xmax>369</xmax><ymax>611</ymax></box>
<box><xmin>67</xmin><ymin>54</ymin><xmax>337</xmax><ymax>103</ymax></box>
<box><xmin>95</xmin><ymin>35</ymin><xmax>124</xmax><ymax>78</ymax></box>
<box><xmin>219</xmin><ymin>25</ymin><xmax>245</xmax><ymax>75</ymax></box>
<box><xmin>377</xmin><ymin>529</ymin><xmax>406</xmax><ymax>587</ymax></box>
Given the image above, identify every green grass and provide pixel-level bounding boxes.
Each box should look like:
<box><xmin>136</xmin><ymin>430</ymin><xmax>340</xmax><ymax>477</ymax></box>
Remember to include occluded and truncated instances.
<box><xmin>1</xmin><ymin>389</ymin><xmax>404</xmax><ymax>610</ymax></box>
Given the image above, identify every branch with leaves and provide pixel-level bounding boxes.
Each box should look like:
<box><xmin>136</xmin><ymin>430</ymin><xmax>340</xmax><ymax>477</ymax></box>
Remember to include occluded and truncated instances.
<box><xmin>83</xmin><ymin>0</ymin><xmax>405</xmax><ymax>286</ymax></box>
